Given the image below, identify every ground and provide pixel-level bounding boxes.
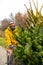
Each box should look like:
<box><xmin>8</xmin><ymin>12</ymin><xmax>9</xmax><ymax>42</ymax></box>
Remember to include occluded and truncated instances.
<box><xmin>0</xmin><ymin>46</ymin><xmax>7</xmax><ymax>65</ymax></box>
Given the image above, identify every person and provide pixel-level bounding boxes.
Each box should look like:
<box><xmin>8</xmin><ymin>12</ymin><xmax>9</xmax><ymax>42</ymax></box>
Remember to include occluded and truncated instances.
<box><xmin>5</xmin><ymin>22</ymin><xmax>19</xmax><ymax>65</ymax></box>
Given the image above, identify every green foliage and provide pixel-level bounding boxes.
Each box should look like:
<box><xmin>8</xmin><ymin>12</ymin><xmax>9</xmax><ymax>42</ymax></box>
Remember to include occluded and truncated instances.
<box><xmin>13</xmin><ymin>24</ymin><xmax>43</xmax><ymax>65</ymax></box>
<box><xmin>0</xmin><ymin>37</ymin><xmax>7</xmax><ymax>48</ymax></box>
<box><xmin>13</xmin><ymin>1</ymin><xmax>43</xmax><ymax>65</ymax></box>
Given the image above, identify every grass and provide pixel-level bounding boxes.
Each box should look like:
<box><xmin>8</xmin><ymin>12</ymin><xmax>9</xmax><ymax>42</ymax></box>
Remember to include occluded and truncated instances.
<box><xmin>0</xmin><ymin>37</ymin><xmax>7</xmax><ymax>48</ymax></box>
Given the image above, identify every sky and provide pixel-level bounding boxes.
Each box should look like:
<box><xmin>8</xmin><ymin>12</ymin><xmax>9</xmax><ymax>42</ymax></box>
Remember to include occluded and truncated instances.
<box><xmin>0</xmin><ymin>0</ymin><xmax>43</xmax><ymax>21</ymax></box>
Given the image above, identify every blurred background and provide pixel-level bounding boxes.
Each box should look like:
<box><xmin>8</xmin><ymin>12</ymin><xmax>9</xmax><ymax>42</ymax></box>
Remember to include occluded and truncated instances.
<box><xmin>0</xmin><ymin>0</ymin><xmax>43</xmax><ymax>47</ymax></box>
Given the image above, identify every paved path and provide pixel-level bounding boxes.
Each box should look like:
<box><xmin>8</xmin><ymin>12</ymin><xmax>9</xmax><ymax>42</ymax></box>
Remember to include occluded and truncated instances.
<box><xmin>0</xmin><ymin>46</ymin><xmax>7</xmax><ymax>65</ymax></box>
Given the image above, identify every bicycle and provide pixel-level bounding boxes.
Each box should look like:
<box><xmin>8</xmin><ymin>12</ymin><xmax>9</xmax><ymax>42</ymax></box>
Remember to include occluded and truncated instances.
<box><xmin>6</xmin><ymin>47</ymin><xmax>15</xmax><ymax>65</ymax></box>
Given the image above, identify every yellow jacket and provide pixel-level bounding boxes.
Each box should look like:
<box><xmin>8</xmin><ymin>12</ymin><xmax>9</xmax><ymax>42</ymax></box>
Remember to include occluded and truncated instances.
<box><xmin>5</xmin><ymin>26</ymin><xmax>19</xmax><ymax>46</ymax></box>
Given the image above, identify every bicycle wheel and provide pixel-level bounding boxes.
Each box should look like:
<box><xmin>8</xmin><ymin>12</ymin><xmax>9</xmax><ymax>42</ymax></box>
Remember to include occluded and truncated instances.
<box><xmin>7</xmin><ymin>55</ymin><xmax>10</xmax><ymax>65</ymax></box>
<box><xmin>7</xmin><ymin>55</ymin><xmax>13</xmax><ymax>65</ymax></box>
